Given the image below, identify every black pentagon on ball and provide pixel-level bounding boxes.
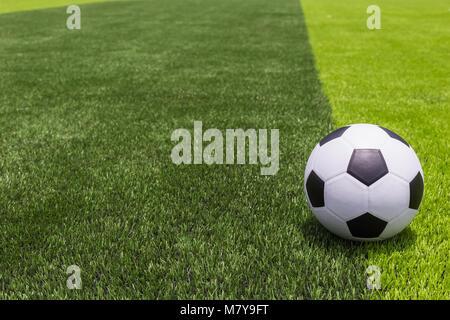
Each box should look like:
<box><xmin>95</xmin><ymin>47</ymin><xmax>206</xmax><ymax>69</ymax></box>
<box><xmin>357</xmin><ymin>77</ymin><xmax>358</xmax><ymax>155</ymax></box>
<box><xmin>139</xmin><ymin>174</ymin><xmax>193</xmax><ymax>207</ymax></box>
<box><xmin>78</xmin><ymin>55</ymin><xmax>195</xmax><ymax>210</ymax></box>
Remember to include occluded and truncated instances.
<box><xmin>409</xmin><ymin>172</ymin><xmax>424</xmax><ymax>209</ymax></box>
<box><xmin>346</xmin><ymin>213</ymin><xmax>388</xmax><ymax>238</ymax></box>
<box><xmin>378</xmin><ymin>126</ymin><xmax>409</xmax><ymax>147</ymax></box>
<box><xmin>305</xmin><ymin>170</ymin><xmax>324</xmax><ymax>207</ymax></box>
<box><xmin>319</xmin><ymin>126</ymin><xmax>350</xmax><ymax>146</ymax></box>
<box><xmin>347</xmin><ymin>149</ymin><xmax>388</xmax><ymax>186</ymax></box>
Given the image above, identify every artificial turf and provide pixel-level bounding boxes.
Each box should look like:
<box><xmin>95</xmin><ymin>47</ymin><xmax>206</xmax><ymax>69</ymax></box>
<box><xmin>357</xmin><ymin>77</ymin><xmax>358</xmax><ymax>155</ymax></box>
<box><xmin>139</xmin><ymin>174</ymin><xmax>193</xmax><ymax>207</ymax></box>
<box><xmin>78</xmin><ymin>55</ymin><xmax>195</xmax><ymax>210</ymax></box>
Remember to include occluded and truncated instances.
<box><xmin>302</xmin><ymin>0</ymin><xmax>449</xmax><ymax>299</ymax></box>
<box><xmin>0</xmin><ymin>0</ymin><xmax>369</xmax><ymax>299</ymax></box>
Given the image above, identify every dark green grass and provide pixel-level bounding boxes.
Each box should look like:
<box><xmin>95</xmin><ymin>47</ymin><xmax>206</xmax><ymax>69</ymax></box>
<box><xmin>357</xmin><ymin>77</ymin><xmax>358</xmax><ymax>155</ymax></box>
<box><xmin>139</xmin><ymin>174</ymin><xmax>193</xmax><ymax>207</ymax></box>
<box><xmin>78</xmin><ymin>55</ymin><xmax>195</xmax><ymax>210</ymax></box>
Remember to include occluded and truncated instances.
<box><xmin>0</xmin><ymin>0</ymin><xmax>366</xmax><ymax>299</ymax></box>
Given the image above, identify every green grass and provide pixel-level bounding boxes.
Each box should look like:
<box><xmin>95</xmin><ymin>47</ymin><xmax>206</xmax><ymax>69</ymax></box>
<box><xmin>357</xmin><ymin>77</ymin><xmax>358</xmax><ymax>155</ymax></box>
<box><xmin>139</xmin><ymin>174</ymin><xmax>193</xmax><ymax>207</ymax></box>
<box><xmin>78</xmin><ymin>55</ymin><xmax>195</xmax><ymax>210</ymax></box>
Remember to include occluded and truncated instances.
<box><xmin>302</xmin><ymin>0</ymin><xmax>449</xmax><ymax>299</ymax></box>
<box><xmin>2</xmin><ymin>0</ymin><xmax>447</xmax><ymax>300</ymax></box>
<box><xmin>0</xmin><ymin>0</ymin><xmax>118</xmax><ymax>14</ymax></box>
<box><xmin>0</xmin><ymin>0</ymin><xmax>369</xmax><ymax>299</ymax></box>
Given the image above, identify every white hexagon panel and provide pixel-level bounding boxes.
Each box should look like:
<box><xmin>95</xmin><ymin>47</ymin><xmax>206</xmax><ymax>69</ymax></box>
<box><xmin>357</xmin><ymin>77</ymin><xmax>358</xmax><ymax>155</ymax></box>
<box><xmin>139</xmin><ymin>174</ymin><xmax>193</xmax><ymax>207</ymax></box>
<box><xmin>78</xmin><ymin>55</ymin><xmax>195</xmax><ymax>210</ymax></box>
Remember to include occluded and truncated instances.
<box><xmin>379</xmin><ymin>208</ymin><xmax>417</xmax><ymax>240</ymax></box>
<box><xmin>341</xmin><ymin>123</ymin><xmax>390</xmax><ymax>149</ymax></box>
<box><xmin>369</xmin><ymin>174</ymin><xmax>410</xmax><ymax>221</ymax></box>
<box><xmin>380</xmin><ymin>136</ymin><xmax>423</xmax><ymax>183</ymax></box>
<box><xmin>324</xmin><ymin>174</ymin><xmax>368</xmax><ymax>221</ymax></box>
<box><xmin>310</xmin><ymin>207</ymin><xmax>353</xmax><ymax>240</ymax></box>
<box><xmin>313</xmin><ymin>138</ymin><xmax>354</xmax><ymax>181</ymax></box>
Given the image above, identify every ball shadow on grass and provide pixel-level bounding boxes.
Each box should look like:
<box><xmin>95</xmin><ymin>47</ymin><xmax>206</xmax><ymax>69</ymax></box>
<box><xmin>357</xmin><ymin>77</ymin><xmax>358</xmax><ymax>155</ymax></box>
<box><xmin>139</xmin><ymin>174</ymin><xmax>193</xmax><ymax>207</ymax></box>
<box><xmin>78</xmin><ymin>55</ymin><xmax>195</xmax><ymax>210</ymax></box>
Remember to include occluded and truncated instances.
<box><xmin>300</xmin><ymin>213</ymin><xmax>417</xmax><ymax>252</ymax></box>
<box><xmin>367</xmin><ymin>226</ymin><xmax>417</xmax><ymax>254</ymax></box>
<box><xmin>298</xmin><ymin>214</ymin><xmax>366</xmax><ymax>251</ymax></box>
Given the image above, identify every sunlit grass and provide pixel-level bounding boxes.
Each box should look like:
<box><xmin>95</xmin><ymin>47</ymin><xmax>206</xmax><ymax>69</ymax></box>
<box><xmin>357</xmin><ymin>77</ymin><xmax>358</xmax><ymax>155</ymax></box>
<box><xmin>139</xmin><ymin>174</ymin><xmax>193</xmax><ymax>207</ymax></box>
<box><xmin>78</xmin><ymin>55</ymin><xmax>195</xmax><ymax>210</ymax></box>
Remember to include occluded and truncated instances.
<box><xmin>302</xmin><ymin>0</ymin><xmax>449</xmax><ymax>299</ymax></box>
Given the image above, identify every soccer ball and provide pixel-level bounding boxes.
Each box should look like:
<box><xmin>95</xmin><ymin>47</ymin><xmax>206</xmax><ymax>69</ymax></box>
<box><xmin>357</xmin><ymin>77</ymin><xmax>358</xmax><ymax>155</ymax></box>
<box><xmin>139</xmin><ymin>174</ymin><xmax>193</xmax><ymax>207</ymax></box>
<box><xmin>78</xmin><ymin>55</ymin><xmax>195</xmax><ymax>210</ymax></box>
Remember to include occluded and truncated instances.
<box><xmin>304</xmin><ymin>124</ymin><xmax>424</xmax><ymax>241</ymax></box>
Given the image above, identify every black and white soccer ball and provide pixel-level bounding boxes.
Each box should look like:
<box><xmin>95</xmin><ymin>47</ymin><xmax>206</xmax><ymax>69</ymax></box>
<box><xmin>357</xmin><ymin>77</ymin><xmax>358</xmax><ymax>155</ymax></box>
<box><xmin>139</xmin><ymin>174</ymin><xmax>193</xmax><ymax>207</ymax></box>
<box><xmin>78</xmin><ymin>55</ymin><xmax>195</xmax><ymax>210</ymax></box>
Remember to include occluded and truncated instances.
<box><xmin>304</xmin><ymin>124</ymin><xmax>424</xmax><ymax>241</ymax></box>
